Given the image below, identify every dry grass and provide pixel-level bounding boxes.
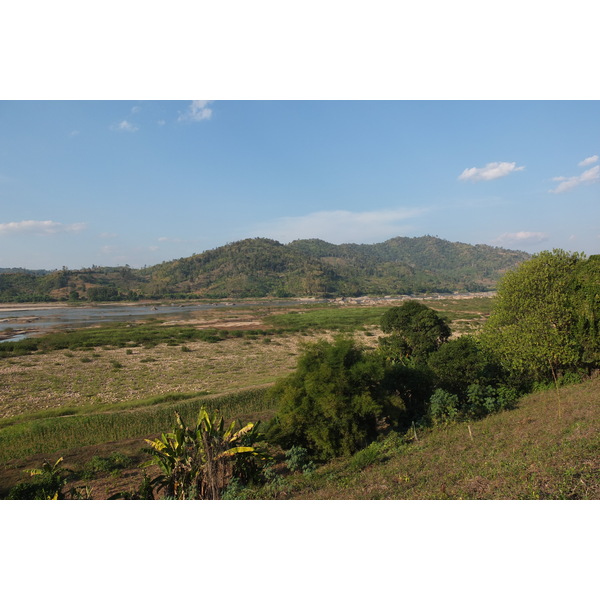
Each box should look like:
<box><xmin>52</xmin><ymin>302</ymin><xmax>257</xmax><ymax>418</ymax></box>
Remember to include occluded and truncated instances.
<box><xmin>0</xmin><ymin>335</ymin><xmax>298</xmax><ymax>419</ymax></box>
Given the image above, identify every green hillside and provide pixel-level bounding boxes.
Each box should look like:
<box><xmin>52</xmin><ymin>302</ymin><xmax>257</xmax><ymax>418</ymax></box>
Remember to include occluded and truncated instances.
<box><xmin>0</xmin><ymin>236</ymin><xmax>530</xmax><ymax>302</ymax></box>
<box><xmin>256</xmin><ymin>377</ymin><xmax>600</xmax><ymax>500</ymax></box>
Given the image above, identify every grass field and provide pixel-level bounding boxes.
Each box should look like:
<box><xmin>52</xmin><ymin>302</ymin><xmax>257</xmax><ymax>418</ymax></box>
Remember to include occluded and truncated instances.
<box><xmin>1</xmin><ymin>295</ymin><xmax>528</xmax><ymax>499</ymax></box>
<box><xmin>265</xmin><ymin>297</ymin><xmax>494</xmax><ymax>335</ymax></box>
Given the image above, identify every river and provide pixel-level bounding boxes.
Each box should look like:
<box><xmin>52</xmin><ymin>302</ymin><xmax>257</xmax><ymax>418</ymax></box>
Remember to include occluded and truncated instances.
<box><xmin>0</xmin><ymin>299</ymin><xmax>322</xmax><ymax>342</ymax></box>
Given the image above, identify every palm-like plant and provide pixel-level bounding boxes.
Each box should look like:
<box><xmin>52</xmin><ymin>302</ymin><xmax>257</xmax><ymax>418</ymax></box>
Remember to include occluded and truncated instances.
<box><xmin>143</xmin><ymin>408</ymin><xmax>269</xmax><ymax>499</ymax></box>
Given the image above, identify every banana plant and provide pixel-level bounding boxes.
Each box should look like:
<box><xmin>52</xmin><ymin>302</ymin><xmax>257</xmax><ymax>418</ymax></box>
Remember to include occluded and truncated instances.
<box><xmin>143</xmin><ymin>408</ymin><xmax>270</xmax><ymax>499</ymax></box>
<box><xmin>26</xmin><ymin>457</ymin><xmax>86</xmax><ymax>500</ymax></box>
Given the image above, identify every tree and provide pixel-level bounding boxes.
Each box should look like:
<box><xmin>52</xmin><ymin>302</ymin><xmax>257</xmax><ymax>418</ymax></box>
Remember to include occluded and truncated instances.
<box><xmin>573</xmin><ymin>254</ymin><xmax>600</xmax><ymax>367</ymax></box>
<box><xmin>268</xmin><ymin>337</ymin><xmax>403</xmax><ymax>459</ymax></box>
<box><xmin>379</xmin><ymin>300</ymin><xmax>451</xmax><ymax>363</ymax></box>
<box><xmin>481</xmin><ymin>249</ymin><xmax>597</xmax><ymax>383</ymax></box>
<box><xmin>427</xmin><ymin>335</ymin><xmax>500</xmax><ymax>397</ymax></box>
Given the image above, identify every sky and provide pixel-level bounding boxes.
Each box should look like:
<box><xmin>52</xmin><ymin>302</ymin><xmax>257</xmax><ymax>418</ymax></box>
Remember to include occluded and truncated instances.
<box><xmin>1</xmin><ymin>100</ymin><xmax>598</xmax><ymax>269</ymax></box>
<box><xmin>0</xmin><ymin>100</ymin><xmax>600</xmax><ymax>269</ymax></box>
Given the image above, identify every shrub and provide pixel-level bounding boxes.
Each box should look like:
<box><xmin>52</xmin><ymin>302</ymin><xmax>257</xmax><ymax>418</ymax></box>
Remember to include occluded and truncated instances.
<box><xmin>465</xmin><ymin>384</ymin><xmax>518</xmax><ymax>418</ymax></box>
<box><xmin>267</xmin><ymin>337</ymin><xmax>403</xmax><ymax>459</ymax></box>
<box><xmin>427</xmin><ymin>335</ymin><xmax>500</xmax><ymax>397</ymax></box>
<box><xmin>429</xmin><ymin>389</ymin><xmax>461</xmax><ymax>423</ymax></box>
<box><xmin>349</xmin><ymin>442</ymin><xmax>383</xmax><ymax>471</ymax></box>
<box><xmin>80</xmin><ymin>452</ymin><xmax>133</xmax><ymax>480</ymax></box>
<box><xmin>284</xmin><ymin>446</ymin><xmax>316</xmax><ymax>473</ymax></box>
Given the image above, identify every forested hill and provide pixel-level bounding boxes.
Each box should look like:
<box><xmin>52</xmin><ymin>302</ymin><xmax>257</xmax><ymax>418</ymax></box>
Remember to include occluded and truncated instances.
<box><xmin>137</xmin><ymin>236</ymin><xmax>530</xmax><ymax>297</ymax></box>
<box><xmin>0</xmin><ymin>236</ymin><xmax>530</xmax><ymax>301</ymax></box>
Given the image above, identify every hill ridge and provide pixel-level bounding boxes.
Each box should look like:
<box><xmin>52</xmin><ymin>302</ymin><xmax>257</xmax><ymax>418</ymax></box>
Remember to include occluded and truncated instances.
<box><xmin>0</xmin><ymin>235</ymin><xmax>530</xmax><ymax>302</ymax></box>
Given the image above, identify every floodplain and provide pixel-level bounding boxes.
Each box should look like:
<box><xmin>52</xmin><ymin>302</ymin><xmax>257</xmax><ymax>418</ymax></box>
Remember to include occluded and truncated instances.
<box><xmin>0</xmin><ymin>296</ymin><xmax>498</xmax><ymax>496</ymax></box>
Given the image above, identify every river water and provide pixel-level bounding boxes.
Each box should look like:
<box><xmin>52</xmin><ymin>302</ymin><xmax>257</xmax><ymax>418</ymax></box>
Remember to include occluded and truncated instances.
<box><xmin>0</xmin><ymin>299</ymin><xmax>320</xmax><ymax>342</ymax></box>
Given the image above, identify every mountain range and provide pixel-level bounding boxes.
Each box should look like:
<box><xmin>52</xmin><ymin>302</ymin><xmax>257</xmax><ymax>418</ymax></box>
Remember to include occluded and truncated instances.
<box><xmin>0</xmin><ymin>236</ymin><xmax>530</xmax><ymax>302</ymax></box>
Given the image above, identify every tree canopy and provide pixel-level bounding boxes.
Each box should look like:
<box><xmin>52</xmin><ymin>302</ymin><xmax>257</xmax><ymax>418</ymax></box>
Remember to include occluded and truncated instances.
<box><xmin>481</xmin><ymin>249</ymin><xmax>599</xmax><ymax>381</ymax></box>
<box><xmin>379</xmin><ymin>300</ymin><xmax>451</xmax><ymax>362</ymax></box>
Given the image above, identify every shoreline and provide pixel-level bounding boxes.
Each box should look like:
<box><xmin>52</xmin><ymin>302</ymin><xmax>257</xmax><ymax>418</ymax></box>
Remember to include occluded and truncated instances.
<box><xmin>0</xmin><ymin>291</ymin><xmax>495</xmax><ymax>312</ymax></box>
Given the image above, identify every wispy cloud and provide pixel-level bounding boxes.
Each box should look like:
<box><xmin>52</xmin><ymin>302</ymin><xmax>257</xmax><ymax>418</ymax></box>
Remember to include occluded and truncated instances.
<box><xmin>110</xmin><ymin>120</ymin><xmax>139</xmax><ymax>132</ymax></box>
<box><xmin>458</xmin><ymin>161</ymin><xmax>525</xmax><ymax>182</ymax></box>
<box><xmin>178</xmin><ymin>101</ymin><xmax>213</xmax><ymax>122</ymax></box>
<box><xmin>494</xmin><ymin>231</ymin><xmax>548</xmax><ymax>246</ymax></box>
<box><xmin>158</xmin><ymin>236</ymin><xmax>182</xmax><ymax>243</ymax></box>
<box><xmin>0</xmin><ymin>220</ymin><xmax>87</xmax><ymax>235</ymax></box>
<box><xmin>549</xmin><ymin>164</ymin><xmax>599</xmax><ymax>193</ymax></box>
<box><xmin>578</xmin><ymin>155</ymin><xmax>598</xmax><ymax>167</ymax></box>
<box><xmin>248</xmin><ymin>207</ymin><xmax>428</xmax><ymax>244</ymax></box>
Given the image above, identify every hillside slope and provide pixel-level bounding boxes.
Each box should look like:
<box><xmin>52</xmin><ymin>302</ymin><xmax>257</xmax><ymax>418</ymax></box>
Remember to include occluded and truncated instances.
<box><xmin>143</xmin><ymin>236</ymin><xmax>530</xmax><ymax>297</ymax></box>
<box><xmin>267</xmin><ymin>377</ymin><xmax>600</xmax><ymax>500</ymax></box>
<box><xmin>0</xmin><ymin>236</ymin><xmax>530</xmax><ymax>301</ymax></box>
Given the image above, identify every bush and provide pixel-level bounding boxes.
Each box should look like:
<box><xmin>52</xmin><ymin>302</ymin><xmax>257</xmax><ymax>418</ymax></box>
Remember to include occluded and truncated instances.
<box><xmin>465</xmin><ymin>384</ymin><xmax>519</xmax><ymax>418</ymax></box>
<box><xmin>267</xmin><ymin>337</ymin><xmax>403</xmax><ymax>459</ymax></box>
<box><xmin>429</xmin><ymin>389</ymin><xmax>461</xmax><ymax>423</ymax></box>
<box><xmin>429</xmin><ymin>383</ymin><xmax>519</xmax><ymax>424</ymax></box>
<box><xmin>80</xmin><ymin>452</ymin><xmax>133</xmax><ymax>480</ymax></box>
<box><xmin>427</xmin><ymin>335</ymin><xmax>501</xmax><ymax>397</ymax></box>
<box><xmin>349</xmin><ymin>442</ymin><xmax>383</xmax><ymax>471</ymax></box>
<box><xmin>284</xmin><ymin>446</ymin><xmax>316</xmax><ymax>473</ymax></box>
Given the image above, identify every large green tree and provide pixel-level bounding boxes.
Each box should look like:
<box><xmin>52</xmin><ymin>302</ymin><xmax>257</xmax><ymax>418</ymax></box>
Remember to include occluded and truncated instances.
<box><xmin>379</xmin><ymin>300</ymin><xmax>451</xmax><ymax>363</ymax></box>
<box><xmin>481</xmin><ymin>249</ymin><xmax>599</xmax><ymax>382</ymax></box>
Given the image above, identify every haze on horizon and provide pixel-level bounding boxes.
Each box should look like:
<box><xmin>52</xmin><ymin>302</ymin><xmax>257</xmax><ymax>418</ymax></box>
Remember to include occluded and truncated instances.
<box><xmin>1</xmin><ymin>100</ymin><xmax>598</xmax><ymax>270</ymax></box>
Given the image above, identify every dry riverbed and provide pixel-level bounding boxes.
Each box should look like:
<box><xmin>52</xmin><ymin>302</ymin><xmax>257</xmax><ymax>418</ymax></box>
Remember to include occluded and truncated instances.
<box><xmin>0</xmin><ymin>329</ymin><xmax>377</xmax><ymax>420</ymax></box>
<box><xmin>0</xmin><ymin>335</ymin><xmax>298</xmax><ymax>419</ymax></box>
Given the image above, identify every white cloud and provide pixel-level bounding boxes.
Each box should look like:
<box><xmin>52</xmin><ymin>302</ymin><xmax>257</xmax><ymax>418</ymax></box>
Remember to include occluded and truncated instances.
<box><xmin>0</xmin><ymin>220</ymin><xmax>87</xmax><ymax>235</ymax></box>
<box><xmin>157</xmin><ymin>236</ymin><xmax>182</xmax><ymax>243</ymax></box>
<box><xmin>458</xmin><ymin>161</ymin><xmax>525</xmax><ymax>182</ymax></box>
<box><xmin>178</xmin><ymin>100</ymin><xmax>213</xmax><ymax>122</ymax></box>
<box><xmin>549</xmin><ymin>165</ymin><xmax>599</xmax><ymax>193</ymax></box>
<box><xmin>494</xmin><ymin>231</ymin><xmax>548</xmax><ymax>245</ymax></box>
<box><xmin>578</xmin><ymin>155</ymin><xmax>598</xmax><ymax>167</ymax></box>
<box><xmin>248</xmin><ymin>207</ymin><xmax>428</xmax><ymax>244</ymax></box>
<box><xmin>111</xmin><ymin>120</ymin><xmax>139</xmax><ymax>132</ymax></box>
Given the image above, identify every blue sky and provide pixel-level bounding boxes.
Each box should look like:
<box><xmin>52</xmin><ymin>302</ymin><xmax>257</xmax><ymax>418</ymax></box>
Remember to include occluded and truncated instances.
<box><xmin>1</xmin><ymin>100</ymin><xmax>598</xmax><ymax>269</ymax></box>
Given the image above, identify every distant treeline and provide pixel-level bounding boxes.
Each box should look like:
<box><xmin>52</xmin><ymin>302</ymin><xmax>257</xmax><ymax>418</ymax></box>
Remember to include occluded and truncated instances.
<box><xmin>0</xmin><ymin>235</ymin><xmax>529</xmax><ymax>302</ymax></box>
